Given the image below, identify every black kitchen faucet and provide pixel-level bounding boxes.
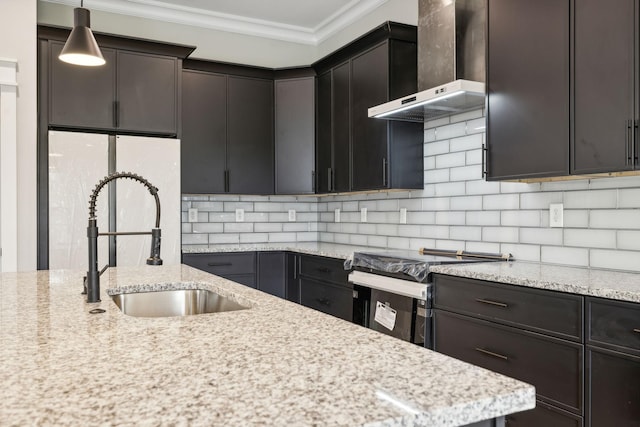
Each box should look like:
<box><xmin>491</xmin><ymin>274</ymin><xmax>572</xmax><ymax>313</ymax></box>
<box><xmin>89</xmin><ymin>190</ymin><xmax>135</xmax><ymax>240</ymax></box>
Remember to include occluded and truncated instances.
<box><xmin>84</xmin><ymin>172</ymin><xmax>163</xmax><ymax>303</ymax></box>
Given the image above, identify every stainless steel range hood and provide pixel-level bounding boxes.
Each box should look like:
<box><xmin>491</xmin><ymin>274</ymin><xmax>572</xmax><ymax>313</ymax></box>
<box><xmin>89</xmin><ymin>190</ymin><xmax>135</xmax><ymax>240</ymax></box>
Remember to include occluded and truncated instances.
<box><xmin>369</xmin><ymin>0</ymin><xmax>486</xmax><ymax>123</ymax></box>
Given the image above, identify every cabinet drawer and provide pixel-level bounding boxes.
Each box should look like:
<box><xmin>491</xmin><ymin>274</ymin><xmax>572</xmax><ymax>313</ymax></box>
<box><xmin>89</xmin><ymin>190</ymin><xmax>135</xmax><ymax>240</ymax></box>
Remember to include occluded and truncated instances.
<box><xmin>300</xmin><ymin>277</ymin><xmax>353</xmax><ymax>322</ymax></box>
<box><xmin>226</xmin><ymin>274</ymin><xmax>256</xmax><ymax>289</ymax></box>
<box><xmin>434</xmin><ymin>310</ymin><xmax>583</xmax><ymax>415</ymax></box>
<box><xmin>299</xmin><ymin>255</ymin><xmax>349</xmax><ymax>285</ymax></box>
<box><xmin>434</xmin><ymin>274</ymin><xmax>583</xmax><ymax>341</ymax></box>
<box><xmin>506</xmin><ymin>400</ymin><xmax>583</xmax><ymax>427</ymax></box>
<box><xmin>182</xmin><ymin>252</ymin><xmax>256</xmax><ymax>275</ymax></box>
<box><xmin>587</xmin><ymin>297</ymin><xmax>640</xmax><ymax>356</ymax></box>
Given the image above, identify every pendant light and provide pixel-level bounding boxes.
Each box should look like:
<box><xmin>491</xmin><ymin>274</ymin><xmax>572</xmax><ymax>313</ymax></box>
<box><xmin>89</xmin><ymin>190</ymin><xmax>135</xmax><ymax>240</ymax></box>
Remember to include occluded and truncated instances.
<box><xmin>58</xmin><ymin>0</ymin><xmax>105</xmax><ymax>66</ymax></box>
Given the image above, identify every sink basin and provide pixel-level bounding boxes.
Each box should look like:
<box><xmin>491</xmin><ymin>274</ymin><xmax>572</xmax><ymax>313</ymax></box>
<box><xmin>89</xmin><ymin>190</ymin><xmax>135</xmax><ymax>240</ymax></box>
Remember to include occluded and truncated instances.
<box><xmin>111</xmin><ymin>289</ymin><xmax>249</xmax><ymax>318</ymax></box>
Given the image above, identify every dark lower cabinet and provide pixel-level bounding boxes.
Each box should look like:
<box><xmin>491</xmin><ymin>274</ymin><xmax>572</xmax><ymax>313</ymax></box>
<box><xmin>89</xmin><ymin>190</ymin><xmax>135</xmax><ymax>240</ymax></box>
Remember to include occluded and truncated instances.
<box><xmin>182</xmin><ymin>252</ymin><xmax>257</xmax><ymax>288</ymax></box>
<box><xmin>286</xmin><ymin>253</ymin><xmax>301</xmax><ymax>303</ymax></box>
<box><xmin>257</xmin><ymin>252</ymin><xmax>286</xmax><ymax>299</ymax></box>
<box><xmin>506</xmin><ymin>400</ymin><xmax>583</xmax><ymax>427</ymax></box>
<box><xmin>587</xmin><ymin>347</ymin><xmax>640</xmax><ymax>427</ymax></box>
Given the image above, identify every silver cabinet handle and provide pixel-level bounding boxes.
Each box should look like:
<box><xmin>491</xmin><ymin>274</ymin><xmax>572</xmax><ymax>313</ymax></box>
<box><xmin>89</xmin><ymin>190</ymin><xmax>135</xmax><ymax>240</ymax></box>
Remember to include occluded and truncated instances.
<box><xmin>475</xmin><ymin>298</ymin><xmax>508</xmax><ymax>308</ymax></box>
<box><xmin>327</xmin><ymin>167</ymin><xmax>332</xmax><ymax>191</ymax></box>
<box><xmin>382</xmin><ymin>157</ymin><xmax>387</xmax><ymax>186</ymax></box>
<box><xmin>633</xmin><ymin>328</ymin><xmax>640</xmax><ymax>334</ymax></box>
<box><xmin>481</xmin><ymin>143</ymin><xmax>488</xmax><ymax>178</ymax></box>
<box><xmin>627</xmin><ymin>119</ymin><xmax>633</xmax><ymax>165</ymax></box>
<box><xmin>475</xmin><ymin>347</ymin><xmax>508</xmax><ymax>361</ymax></box>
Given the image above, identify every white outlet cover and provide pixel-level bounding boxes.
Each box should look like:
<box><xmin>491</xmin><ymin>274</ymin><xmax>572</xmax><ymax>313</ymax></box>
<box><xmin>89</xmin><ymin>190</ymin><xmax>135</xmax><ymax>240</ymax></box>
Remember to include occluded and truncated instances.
<box><xmin>288</xmin><ymin>209</ymin><xmax>296</xmax><ymax>222</ymax></box>
<box><xmin>549</xmin><ymin>203</ymin><xmax>563</xmax><ymax>228</ymax></box>
<box><xmin>334</xmin><ymin>208</ymin><xmax>341</xmax><ymax>223</ymax></box>
<box><xmin>399</xmin><ymin>208</ymin><xmax>407</xmax><ymax>224</ymax></box>
<box><xmin>235</xmin><ymin>208</ymin><xmax>244</xmax><ymax>222</ymax></box>
<box><xmin>360</xmin><ymin>207</ymin><xmax>367</xmax><ymax>223</ymax></box>
<box><xmin>188</xmin><ymin>208</ymin><xmax>198</xmax><ymax>223</ymax></box>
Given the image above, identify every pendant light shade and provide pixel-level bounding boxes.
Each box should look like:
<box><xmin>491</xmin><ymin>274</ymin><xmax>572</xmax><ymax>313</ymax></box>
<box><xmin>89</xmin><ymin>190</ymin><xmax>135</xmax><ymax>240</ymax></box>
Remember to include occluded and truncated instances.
<box><xmin>59</xmin><ymin>6</ymin><xmax>105</xmax><ymax>66</ymax></box>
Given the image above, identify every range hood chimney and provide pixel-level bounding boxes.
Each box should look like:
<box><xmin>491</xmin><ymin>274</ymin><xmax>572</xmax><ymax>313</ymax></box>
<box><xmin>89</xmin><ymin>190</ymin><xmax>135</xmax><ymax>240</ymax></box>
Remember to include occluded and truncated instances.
<box><xmin>369</xmin><ymin>0</ymin><xmax>486</xmax><ymax>122</ymax></box>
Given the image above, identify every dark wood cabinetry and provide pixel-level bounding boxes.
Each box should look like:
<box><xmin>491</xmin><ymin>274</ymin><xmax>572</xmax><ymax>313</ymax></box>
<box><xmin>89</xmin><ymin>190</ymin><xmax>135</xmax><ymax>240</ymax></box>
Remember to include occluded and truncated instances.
<box><xmin>313</xmin><ymin>23</ymin><xmax>423</xmax><ymax>193</ymax></box>
<box><xmin>298</xmin><ymin>254</ymin><xmax>354</xmax><ymax>321</ymax></box>
<box><xmin>257</xmin><ymin>251</ymin><xmax>286</xmax><ymax>299</ymax></box>
<box><xmin>182</xmin><ymin>252</ymin><xmax>257</xmax><ymax>288</ymax></box>
<box><xmin>274</xmin><ymin>77</ymin><xmax>315</xmax><ymax>194</ymax></box>
<box><xmin>586</xmin><ymin>297</ymin><xmax>640</xmax><ymax>426</ymax></box>
<box><xmin>487</xmin><ymin>0</ymin><xmax>640</xmax><ymax>180</ymax></box>
<box><xmin>434</xmin><ymin>274</ymin><xmax>585</xmax><ymax>425</ymax></box>
<box><xmin>486</xmin><ymin>0</ymin><xmax>570</xmax><ymax>180</ymax></box>
<box><xmin>47</xmin><ymin>39</ymin><xmax>181</xmax><ymax>136</ymax></box>
<box><xmin>181</xmin><ymin>62</ymin><xmax>274</xmax><ymax>195</ymax></box>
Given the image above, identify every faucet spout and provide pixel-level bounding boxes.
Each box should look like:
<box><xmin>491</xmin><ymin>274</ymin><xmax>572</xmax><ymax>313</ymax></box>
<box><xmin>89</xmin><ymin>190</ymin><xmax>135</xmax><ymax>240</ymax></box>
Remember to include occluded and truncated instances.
<box><xmin>85</xmin><ymin>172</ymin><xmax>163</xmax><ymax>303</ymax></box>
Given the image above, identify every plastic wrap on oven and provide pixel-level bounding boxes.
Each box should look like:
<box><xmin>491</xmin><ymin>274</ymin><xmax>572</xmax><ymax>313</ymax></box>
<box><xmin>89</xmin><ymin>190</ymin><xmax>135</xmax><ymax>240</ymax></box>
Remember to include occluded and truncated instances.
<box><xmin>343</xmin><ymin>252</ymin><xmax>429</xmax><ymax>282</ymax></box>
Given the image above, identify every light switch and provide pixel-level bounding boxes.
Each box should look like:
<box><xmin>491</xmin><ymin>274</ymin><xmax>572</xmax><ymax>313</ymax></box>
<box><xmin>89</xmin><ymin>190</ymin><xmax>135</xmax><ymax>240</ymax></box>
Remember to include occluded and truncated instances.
<box><xmin>288</xmin><ymin>209</ymin><xmax>296</xmax><ymax>222</ymax></box>
<box><xmin>235</xmin><ymin>208</ymin><xmax>244</xmax><ymax>222</ymax></box>
<box><xmin>188</xmin><ymin>208</ymin><xmax>198</xmax><ymax>223</ymax></box>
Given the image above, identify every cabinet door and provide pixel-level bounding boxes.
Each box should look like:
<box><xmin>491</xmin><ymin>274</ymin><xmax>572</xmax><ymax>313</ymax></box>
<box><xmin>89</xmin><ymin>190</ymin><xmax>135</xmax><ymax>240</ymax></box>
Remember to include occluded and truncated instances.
<box><xmin>316</xmin><ymin>71</ymin><xmax>332</xmax><ymax>193</ymax></box>
<box><xmin>486</xmin><ymin>0</ymin><xmax>569</xmax><ymax>180</ymax></box>
<box><xmin>227</xmin><ymin>76</ymin><xmax>274</xmax><ymax>194</ymax></box>
<box><xmin>573</xmin><ymin>0</ymin><xmax>635</xmax><ymax>174</ymax></box>
<box><xmin>351</xmin><ymin>43</ymin><xmax>389</xmax><ymax>190</ymax></box>
<box><xmin>181</xmin><ymin>70</ymin><xmax>227</xmax><ymax>194</ymax></box>
<box><xmin>506</xmin><ymin>400</ymin><xmax>583</xmax><ymax>427</ymax></box>
<box><xmin>257</xmin><ymin>252</ymin><xmax>286</xmax><ymax>298</ymax></box>
<box><xmin>275</xmin><ymin>78</ymin><xmax>315</xmax><ymax>194</ymax></box>
<box><xmin>286</xmin><ymin>253</ymin><xmax>300</xmax><ymax>303</ymax></box>
<box><xmin>117</xmin><ymin>51</ymin><xmax>178</xmax><ymax>135</ymax></box>
<box><xmin>587</xmin><ymin>346</ymin><xmax>640</xmax><ymax>426</ymax></box>
<box><xmin>332</xmin><ymin>62</ymin><xmax>351</xmax><ymax>192</ymax></box>
<box><xmin>49</xmin><ymin>41</ymin><xmax>116</xmax><ymax>130</ymax></box>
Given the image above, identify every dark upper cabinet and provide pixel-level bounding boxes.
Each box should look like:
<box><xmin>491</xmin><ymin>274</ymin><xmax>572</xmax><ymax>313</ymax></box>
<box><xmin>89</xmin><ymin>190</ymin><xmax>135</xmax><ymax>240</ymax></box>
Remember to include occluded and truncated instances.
<box><xmin>313</xmin><ymin>22</ymin><xmax>422</xmax><ymax>193</ymax></box>
<box><xmin>49</xmin><ymin>41</ymin><xmax>117</xmax><ymax>130</ymax></box>
<box><xmin>227</xmin><ymin>76</ymin><xmax>274</xmax><ymax>194</ymax></box>
<box><xmin>572</xmin><ymin>0</ymin><xmax>636</xmax><ymax>174</ymax></box>
<box><xmin>486</xmin><ymin>0</ymin><xmax>570</xmax><ymax>180</ymax></box>
<box><xmin>116</xmin><ymin>51</ymin><xmax>179</xmax><ymax>135</ymax></box>
<box><xmin>47</xmin><ymin>40</ymin><xmax>180</xmax><ymax>136</ymax></box>
<box><xmin>274</xmin><ymin>77</ymin><xmax>315</xmax><ymax>194</ymax></box>
<box><xmin>181</xmin><ymin>70</ymin><xmax>227</xmax><ymax>193</ymax></box>
<box><xmin>181</xmin><ymin>65</ymin><xmax>274</xmax><ymax>195</ymax></box>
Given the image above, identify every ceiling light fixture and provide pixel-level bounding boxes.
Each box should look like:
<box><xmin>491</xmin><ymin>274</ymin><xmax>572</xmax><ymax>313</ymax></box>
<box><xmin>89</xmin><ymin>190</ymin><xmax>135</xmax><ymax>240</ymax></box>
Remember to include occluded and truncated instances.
<box><xmin>58</xmin><ymin>0</ymin><xmax>105</xmax><ymax>66</ymax></box>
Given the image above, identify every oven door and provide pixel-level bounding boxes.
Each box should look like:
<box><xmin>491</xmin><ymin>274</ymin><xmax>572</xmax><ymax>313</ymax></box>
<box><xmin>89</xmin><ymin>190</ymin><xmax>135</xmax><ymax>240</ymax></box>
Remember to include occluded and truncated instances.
<box><xmin>348</xmin><ymin>270</ymin><xmax>431</xmax><ymax>348</ymax></box>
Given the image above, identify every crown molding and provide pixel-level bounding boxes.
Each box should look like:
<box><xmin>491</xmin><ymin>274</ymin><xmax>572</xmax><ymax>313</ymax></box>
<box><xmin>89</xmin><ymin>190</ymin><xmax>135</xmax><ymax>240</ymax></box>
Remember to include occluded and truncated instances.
<box><xmin>40</xmin><ymin>0</ymin><xmax>389</xmax><ymax>45</ymax></box>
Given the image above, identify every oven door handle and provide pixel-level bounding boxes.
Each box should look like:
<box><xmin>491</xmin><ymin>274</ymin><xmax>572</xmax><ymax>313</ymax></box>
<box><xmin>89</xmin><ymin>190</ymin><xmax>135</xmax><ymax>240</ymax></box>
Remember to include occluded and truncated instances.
<box><xmin>348</xmin><ymin>271</ymin><xmax>429</xmax><ymax>301</ymax></box>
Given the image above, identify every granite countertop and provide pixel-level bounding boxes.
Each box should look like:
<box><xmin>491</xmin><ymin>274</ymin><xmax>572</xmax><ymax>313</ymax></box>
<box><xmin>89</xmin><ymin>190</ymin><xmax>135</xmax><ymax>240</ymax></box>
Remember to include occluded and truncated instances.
<box><xmin>182</xmin><ymin>242</ymin><xmax>377</xmax><ymax>260</ymax></box>
<box><xmin>0</xmin><ymin>265</ymin><xmax>534</xmax><ymax>426</ymax></box>
<box><xmin>429</xmin><ymin>261</ymin><xmax>640</xmax><ymax>304</ymax></box>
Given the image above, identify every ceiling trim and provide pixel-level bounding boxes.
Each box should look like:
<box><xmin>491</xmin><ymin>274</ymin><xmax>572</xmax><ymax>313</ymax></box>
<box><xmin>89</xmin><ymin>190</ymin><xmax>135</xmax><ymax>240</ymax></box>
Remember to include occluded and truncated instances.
<box><xmin>40</xmin><ymin>0</ymin><xmax>390</xmax><ymax>45</ymax></box>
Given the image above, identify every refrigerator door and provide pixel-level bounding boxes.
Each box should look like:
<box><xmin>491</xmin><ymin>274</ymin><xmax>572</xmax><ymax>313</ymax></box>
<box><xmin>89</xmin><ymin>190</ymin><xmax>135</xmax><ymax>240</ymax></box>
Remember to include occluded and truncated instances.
<box><xmin>115</xmin><ymin>135</ymin><xmax>181</xmax><ymax>266</ymax></box>
<box><xmin>48</xmin><ymin>131</ymin><xmax>110</xmax><ymax>270</ymax></box>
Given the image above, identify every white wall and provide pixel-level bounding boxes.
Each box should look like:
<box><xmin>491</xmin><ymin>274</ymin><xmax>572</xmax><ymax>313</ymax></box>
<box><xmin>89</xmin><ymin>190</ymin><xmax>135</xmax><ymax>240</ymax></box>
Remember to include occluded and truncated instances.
<box><xmin>0</xmin><ymin>0</ymin><xmax>38</xmax><ymax>271</ymax></box>
<box><xmin>37</xmin><ymin>0</ymin><xmax>417</xmax><ymax>68</ymax></box>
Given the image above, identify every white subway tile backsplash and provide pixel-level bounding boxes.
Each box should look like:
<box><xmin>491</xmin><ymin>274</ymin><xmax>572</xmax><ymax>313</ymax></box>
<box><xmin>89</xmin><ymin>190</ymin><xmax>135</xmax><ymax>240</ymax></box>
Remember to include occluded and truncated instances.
<box><xmin>423</xmin><ymin>197</ymin><xmax>450</xmax><ymax>211</ymax></box>
<box><xmin>589</xmin><ymin>175</ymin><xmax>640</xmax><ymax>189</ymax></box>
<box><xmin>450</xmin><ymin>195</ymin><xmax>483</xmax><ymax>211</ymax></box>
<box><xmin>500</xmin><ymin>244</ymin><xmax>540</xmax><ymax>262</ymax></box>
<box><xmin>254</xmin><ymin>202</ymin><xmax>283</xmax><ymax>212</ymax></box>
<box><xmin>564</xmin><ymin>190</ymin><xmax>617</xmax><ymax>209</ymax></box>
<box><xmin>296</xmin><ymin>232</ymin><xmax>318</xmax><ymax>242</ymax></box>
<box><xmin>563</xmin><ymin>210</ymin><xmax>590</xmax><ymax>228</ymax></box>
<box><xmin>399</xmin><ymin>199</ymin><xmax>423</xmax><ymax>211</ymax></box>
<box><xmin>500</xmin><ymin>210</ymin><xmax>541</xmax><ymax>227</ymax></box>
<box><xmin>499</xmin><ymin>181</ymin><xmax>541</xmax><ymax>194</ymax></box>
<box><xmin>255</xmin><ymin>223</ymin><xmax>283</xmax><ymax>232</ymax></box>
<box><xmin>398</xmin><ymin>225</ymin><xmax>422</xmax><ymax>237</ymax></box>
<box><xmin>450</xmin><ymin>134</ymin><xmax>483</xmax><ymax>152</ymax></box>
<box><xmin>436</xmin><ymin>122</ymin><xmax>467</xmax><ymax>139</ymax></box>
<box><xmin>482</xmin><ymin>227</ymin><xmax>519</xmax><ymax>243</ymax></box>
<box><xmin>617</xmin><ymin>188</ymin><xmax>640</xmax><ymax>208</ymax></box>
<box><xmin>450</xmin><ymin>226</ymin><xmax>482</xmax><ymax>241</ymax></box>
<box><xmin>436</xmin><ymin>240</ymin><xmax>466</xmax><ymax>251</ymax></box>
<box><xmin>466</xmin><ymin>241</ymin><xmax>501</xmax><ymax>254</ymax></box>
<box><xmin>182</xmin><ymin>234</ymin><xmax>209</xmax><ymax>245</ymax></box>
<box><xmin>466</xmin><ymin>179</ymin><xmax>501</xmax><ymax>195</ymax></box>
<box><xmin>424</xmin><ymin>116</ymin><xmax>450</xmax><ymax>129</ymax></box>
<box><xmin>377</xmin><ymin>224</ymin><xmax>399</xmax><ymax>236</ymax></box>
<box><xmin>435</xmin><ymin>211</ymin><xmax>465</xmax><ymax>225</ymax></box>
<box><xmin>424</xmin><ymin>128</ymin><xmax>437</xmax><ymax>142</ymax></box>
<box><xmin>450</xmin><ymin>109</ymin><xmax>484</xmax><ymax>124</ymax></box>
<box><xmin>520</xmin><ymin>228</ymin><xmax>562</xmax><ymax>245</ymax></box>
<box><xmin>435</xmin><ymin>152</ymin><xmax>466</xmax><ymax>169</ymax></box>
<box><xmin>376</xmin><ymin>199</ymin><xmax>399</xmax><ymax>211</ymax></box>
<box><xmin>342</xmin><ymin>201</ymin><xmax>359</xmax><ymax>211</ymax></box>
<box><xmin>425</xmin><ymin>140</ymin><xmax>450</xmax><ymax>156</ymax></box>
<box><xmin>357</xmin><ymin>224</ymin><xmax>377</xmax><ymax>235</ymax></box>
<box><xmin>425</xmin><ymin>169</ymin><xmax>450</xmax><ymax>184</ymax></box>
<box><xmin>240</xmin><ymin>233</ymin><xmax>267</xmax><ymax>243</ymax></box>
<box><xmin>223</xmin><ymin>202</ymin><xmax>253</xmax><ymax>212</ymax></box>
<box><xmin>208</xmin><ymin>233</ymin><xmax>240</xmax><ymax>244</ymax></box>
<box><xmin>367</xmin><ymin>235</ymin><xmax>388</xmax><ymax>248</ymax></box>
<box><xmin>192</xmin><ymin>223</ymin><xmax>224</xmax><ymax>233</ymax></box>
<box><xmin>520</xmin><ymin>192</ymin><xmax>563</xmax><ymax>210</ymax></box>
<box><xmin>590</xmin><ymin>210</ymin><xmax>640</xmax><ymax>229</ymax></box>
<box><xmin>590</xmin><ymin>249</ymin><xmax>640</xmax><ymax>272</ymax></box>
<box><xmin>466</xmin><ymin>211</ymin><xmax>501</xmax><ymax>226</ymax></box>
<box><xmin>224</xmin><ymin>223</ymin><xmax>253</xmax><ymax>233</ymax></box>
<box><xmin>407</xmin><ymin>211</ymin><xmax>436</xmax><ymax>225</ymax></box>
<box><xmin>434</xmin><ymin>182</ymin><xmax>466</xmax><ymax>197</ymax></box>
<box><xmin>208</xmin><ymin>212</ymin><xmax>235</xmax><ymax>222</ymax></box>
<box><xmin>268</xmin><ymin>233</ymin><xmax>297</xmax><ymax>242</ymax></box>
<box><xmin>483</xmin><ymin>194</ymin><xmax>519</xmax><ymax>210</ymax></box>
<box><xmin>388</xmin><ymin>237</ymin><xmax>411</xmax><ymax>249</ymax></box>
<box><xmin>450</xmin><ymin>165</ymin><xmax>482</xmax><ymax>182</ymax></box>
<box><xmin>617</xmin><ymin>230</ymin><xmax>640</xmax><ymax>250</ymax></box>
<box><xmin>349</xmin><ymin>234</ymin><xmax>368</xmax><ymax>245</ymax></box>
<box><xmin>564</xmin><ymin>229</ymin><xmax>616</xmax><ymax>249</ymax></box>
<box><xmin>465</xmin><ymin>148</ymin><xmax>483</xmax><ymax>165</ymax></box>
<box><xmin>540</xmin><ymin>246</ymin><xmax>589</xmax><ymax>267</ymax></box>
<box><xmin>193</xmin><ymin>201</ymin><xmax>225</xmax><ymax>211</ymax></box>
<box><xmin>422</xmin><ymin>225</ymin><xmax>450</xmax><ymax>239</ymax></box>
<box><xmin>541</xmin><ymin>179</ymin><xmax>590</xmax><ymax>192</ymax></box>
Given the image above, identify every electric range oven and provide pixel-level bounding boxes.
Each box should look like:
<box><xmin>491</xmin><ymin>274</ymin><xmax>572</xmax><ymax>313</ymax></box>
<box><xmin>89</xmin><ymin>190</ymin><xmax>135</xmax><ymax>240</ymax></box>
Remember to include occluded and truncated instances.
<box><xmin>347</xmin><ymin>249</ymin><xmax>511</xmax><ymax>349</ymax></box>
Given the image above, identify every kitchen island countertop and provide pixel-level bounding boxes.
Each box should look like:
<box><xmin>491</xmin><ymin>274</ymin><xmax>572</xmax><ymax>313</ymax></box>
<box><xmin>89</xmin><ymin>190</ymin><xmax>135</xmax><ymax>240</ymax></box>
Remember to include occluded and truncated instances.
<box><xmin>0</xmin><ymin>264</ymin><xmax>534</xmax><ymax>426</ymax></box>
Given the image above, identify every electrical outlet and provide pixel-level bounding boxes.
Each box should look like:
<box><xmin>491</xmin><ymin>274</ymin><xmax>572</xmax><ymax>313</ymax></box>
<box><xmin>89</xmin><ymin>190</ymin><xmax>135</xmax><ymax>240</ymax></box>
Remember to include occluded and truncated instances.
<box><xmin>360</xmin><ymin>207</ymin><xmax>367</xmax><ymax>223</ymax></box>
<box><xmin>188</xmin><ymin>208</ymin><xmax>198</xmax><ymax>223</ymax></box>
<box><xmin>235</xmin><ymin>208</ymin><xmax>244</xmax><ymax>222</ymax></box>
<box><xmin>334</xmin><ymin>208</ymin><xmax>341</xmax><ymax>223</ymax></box>
<box><xmin>399</xmin><ymin>208</ymin><xmax>407</xmax><ymax>224</ymax></box>
<box><xmin>549</xmin><ymin>203</ymin><xmax>563</xmax><ymax>228</ymax></box>
<box><xmin>288</xmin><ymin>209</ymin><xmax>296</xmax><ymax>222</ymax></box>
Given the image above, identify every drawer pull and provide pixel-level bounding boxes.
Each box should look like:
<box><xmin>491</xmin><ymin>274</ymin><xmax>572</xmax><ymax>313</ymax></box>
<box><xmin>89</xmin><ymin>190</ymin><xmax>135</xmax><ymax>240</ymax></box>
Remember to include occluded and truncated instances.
<box><xmin>634</xmin><ymin>329</ymin><xmax>640</xmax><ymax>334</ymax></box>
<box><xmin>207</xmin><ymin>262</ymin><xmax>233</xmax><ymax>267</ymax></box>
<box><xmin>475</xmin><ymin>298</ymin><xmax>508</xmax><ymax>308</ymax></box>
<box><xmin>316</xmin><ymin>267</ymin><xmax>332</xmax><ymax>273</ymax></box>
<box><xmin>475</xmin><ymin>347</ymin><xmax>509</xmax><ymax>361</ymax></box>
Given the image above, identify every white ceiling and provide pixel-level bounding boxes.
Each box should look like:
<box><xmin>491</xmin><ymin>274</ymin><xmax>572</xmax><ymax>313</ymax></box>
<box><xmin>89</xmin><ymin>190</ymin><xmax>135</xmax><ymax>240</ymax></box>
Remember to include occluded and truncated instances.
<box><xmin>41</xmin><ymin>0</ymin><xmax>390</xmax><ymax>44</ymax></box>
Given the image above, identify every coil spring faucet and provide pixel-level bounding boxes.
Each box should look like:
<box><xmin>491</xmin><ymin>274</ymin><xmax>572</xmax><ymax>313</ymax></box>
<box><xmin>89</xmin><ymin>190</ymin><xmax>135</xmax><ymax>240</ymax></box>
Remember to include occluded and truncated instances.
<box><xmin>85</xmin><ymin>172</ymin><xmax>163</xmax><ymax>303</ymax></box>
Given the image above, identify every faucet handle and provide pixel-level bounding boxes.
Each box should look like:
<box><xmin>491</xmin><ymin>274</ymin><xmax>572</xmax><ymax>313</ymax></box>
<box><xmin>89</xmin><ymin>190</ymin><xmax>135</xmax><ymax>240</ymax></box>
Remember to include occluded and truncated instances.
<box><xmin>146</xmin><ymin>228</ymin><xmax>163</xmax><ymax>266</ymax></box>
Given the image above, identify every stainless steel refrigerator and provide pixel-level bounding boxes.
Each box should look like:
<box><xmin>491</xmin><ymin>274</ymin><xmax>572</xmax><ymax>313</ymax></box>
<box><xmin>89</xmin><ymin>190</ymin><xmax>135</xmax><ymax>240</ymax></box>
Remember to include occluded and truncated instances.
<box><xmin>48</xmin><ymin>130</ymin><xmax>181</xmax><ymax>269</ymax></box>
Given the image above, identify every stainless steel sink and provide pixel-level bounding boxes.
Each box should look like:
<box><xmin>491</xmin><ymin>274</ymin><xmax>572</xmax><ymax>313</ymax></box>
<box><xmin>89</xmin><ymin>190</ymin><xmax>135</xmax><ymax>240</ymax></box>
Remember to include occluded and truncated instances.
<box><xmin>111</xmin><ymin>289</ymin><xmax>249</xmax><ymax>318</ymax></box>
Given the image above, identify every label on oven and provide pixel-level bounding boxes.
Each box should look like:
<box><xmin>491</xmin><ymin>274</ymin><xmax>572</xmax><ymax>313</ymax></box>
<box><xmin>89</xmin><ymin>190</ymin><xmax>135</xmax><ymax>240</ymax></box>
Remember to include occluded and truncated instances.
<box><xmin>374</xmin><ymin>301</ymin><xmax>397</xmax><ymax>331</ymax></box>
